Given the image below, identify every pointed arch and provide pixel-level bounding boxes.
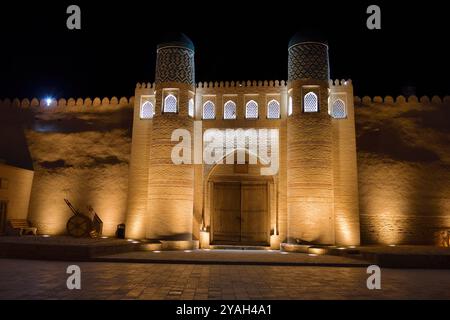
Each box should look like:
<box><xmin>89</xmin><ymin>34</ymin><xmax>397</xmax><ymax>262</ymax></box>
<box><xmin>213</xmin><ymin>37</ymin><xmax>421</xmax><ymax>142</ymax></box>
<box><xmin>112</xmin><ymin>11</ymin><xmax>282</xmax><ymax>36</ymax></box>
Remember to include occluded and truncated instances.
<box><xmin>188</xmin><ymin>98</ymin><xmax>195</xmax><ymax>118</ymax></box>
<box><xmin>331</xmin><ymin>99</ymin><xmax>347</xmax><ymax>119</ymax></box>
<box><xmin>267</xmin><ymin>100</ymin><xmax>281</xmax><ymax>119</ymax></box>
<box><xmin>304</xmin><ymin>92</ymin><xmax>318</xmax><ymax>113</ymax></box>
<box><xmin>203</xmin><ymin>101</ymin><xmax>216</xmax><ymax>120</ymax></box>
<box><xmin>246</xmin><ymin>100</ymin><xmax>259</xmax><ymax>119</ymax></box>
<box><xmin>140</xmin><ymin>101</ymin><xmax>154</xmax><ymax>119</ymax></box>
<box><xmin>288</xmin><ymin>96</ymin><xmax>293</xmax><ymax>116</ymax></box>
<box><xmin>224</xmin><ymin>101</ymin><xmax>237</xmax><ymax>120</ymax></box>
<box><xmin>164</xmin><ymin>94</ymin><xmax>177</xmax><ymax>113</ymax></box>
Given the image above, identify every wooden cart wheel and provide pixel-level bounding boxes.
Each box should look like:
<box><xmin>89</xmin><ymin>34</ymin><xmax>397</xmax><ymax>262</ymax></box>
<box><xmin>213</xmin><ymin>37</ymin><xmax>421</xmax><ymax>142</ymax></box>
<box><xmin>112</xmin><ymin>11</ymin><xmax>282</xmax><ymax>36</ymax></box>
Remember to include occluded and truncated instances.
<box><xmin>67</xmin><ymin>215</ymin><xmax>93</xmax><ymax>238</ymax></box>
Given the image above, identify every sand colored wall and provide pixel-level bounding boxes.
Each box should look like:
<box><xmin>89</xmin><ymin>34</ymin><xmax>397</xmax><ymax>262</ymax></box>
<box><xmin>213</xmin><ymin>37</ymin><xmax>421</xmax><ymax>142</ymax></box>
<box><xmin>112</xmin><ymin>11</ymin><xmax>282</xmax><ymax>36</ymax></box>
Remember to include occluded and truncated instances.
<box><xmin>125</xmin><ymin>86</ymin><xmax>154</xmax><ymax>239</ymax></box>
<box><xmin>195</xmin><ymin>81</ymin><xmax>288</xmax><ymax>243</ymax></box>
<box><xmin>331</xmin><ymin>80</ymin><xmax>360</xmax><ymax>245</ymax></box>
<box><xmin>146</xmin><ymin>82</ymin><xmax>195</xmax><ymax>240</ymax></box>
<box><xmin>0</xmin><ymin>164</ymin><xmax>34</xmax><ymax>221</ymax></box>
<box><xmin>21</xmin><ymin>100</ymin><xmax>133</xmax><ymax>236</ymax></box>
<box><xmin>2</xmin><ymin>89</ymin><xmax>449</xmax><ymax>245</ymax></box>
<box><xmin>287</xmin><ymin>80</ymin><xmax>335</xmax><ymax>244</ymax></box>
<box><xmin>355</xmin><ymin>95</ymin><xmax>450</xmax><ymax>245</ymax></box>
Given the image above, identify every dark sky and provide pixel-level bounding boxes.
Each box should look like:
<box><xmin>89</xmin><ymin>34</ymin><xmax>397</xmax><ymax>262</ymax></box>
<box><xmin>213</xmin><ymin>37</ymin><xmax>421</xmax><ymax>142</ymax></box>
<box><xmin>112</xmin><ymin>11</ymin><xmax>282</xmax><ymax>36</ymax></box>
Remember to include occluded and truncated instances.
<box><xmin>0</xmin><ymin>0</ymin><xmax>448</xmax><ymax>99</ymax></box>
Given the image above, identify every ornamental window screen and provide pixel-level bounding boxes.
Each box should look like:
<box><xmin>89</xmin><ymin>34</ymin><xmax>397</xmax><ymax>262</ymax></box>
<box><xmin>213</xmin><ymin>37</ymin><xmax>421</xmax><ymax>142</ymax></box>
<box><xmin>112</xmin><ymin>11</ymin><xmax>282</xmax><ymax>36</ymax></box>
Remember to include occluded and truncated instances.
<box><xmin>267</xmin><ymin>100</ymin><xmax>281</xmax><ymax>119</ymax></box>
<box><xmin>288</xmin><ymin>96</ymin><xmax>293</xmax><ymax>116</ymax></box>
<box><xmin>164</xmin><ymin>94</ymin><xmax>178</xmax><ymax>113</ymax></box>
<box><xmin>304</xmin><ymin>92</ymin><xmax>319</xmax><ymax>113</ymax></box>
<box><xmin>224</xmin><ymin>101</ymin><xmax>237</xmax><ymax>120</ymax></box>
<box><xmin>332</xmin><ymin>99</ymin><xmax>347</xmax><ymax>119</ymax></box>
<box><xmin>188</xmin><ymin>99</ymin><xmax>195</xmax><ymax>118</ymax></box>
<box><xmin>246</xmin><ymin>100</ymin><xmax>259</xmax><ymax>119</ymax></box>
<box><xmin>140</xmin><ymin>101</ymin><xmax>154</xmax><ymax>119</ymax></box>
<box><xmin>203</xmin><ymin>101</ymin><xmax>216</xmax><ymax>120</ymax></box>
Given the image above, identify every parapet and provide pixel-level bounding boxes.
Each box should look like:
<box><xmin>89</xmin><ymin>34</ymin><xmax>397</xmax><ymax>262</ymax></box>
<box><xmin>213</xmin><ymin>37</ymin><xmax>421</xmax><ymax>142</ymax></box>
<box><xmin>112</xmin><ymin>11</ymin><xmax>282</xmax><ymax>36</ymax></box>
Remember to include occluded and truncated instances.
<box><xmin>136</xmin><ymin>82</ymin><xmax>156</xmax><ymax>90</ymax></box>
<box><xmin>329</xmin><ymin>79</ymin><xmax>353</xmax><ymax>87</ymax></box>
<box><xmin>197</xmin><ymin>80</ymin><xmax>287</xmax><ymax>89</ymax></box>
<box><xmin>354</xmin><ymin>95</ymin><xmax>450</xmax><ymax>106</ymax></box>
<box><xmin>0</xmin><ymin>96</ymin><xmax>134</xmax><ymax>113</ymax></box>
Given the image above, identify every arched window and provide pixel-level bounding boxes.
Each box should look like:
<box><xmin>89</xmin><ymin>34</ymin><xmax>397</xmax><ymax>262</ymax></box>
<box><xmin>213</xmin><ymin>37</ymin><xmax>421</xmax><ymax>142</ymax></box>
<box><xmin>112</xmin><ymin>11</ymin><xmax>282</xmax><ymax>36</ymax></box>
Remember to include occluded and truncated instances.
<box><xmin>304</xmin><ymin>92</ymin><xmax>319</xmax><ymax>113</ymax></box>
<box><xmin>267</xmin><ymin>100</ymin><xmax>281</xmax><ymax>119</ymax></box>
<box><xmin>164</xmin><ymin>94</ymin><xmax>177</xmax><ymax>113</ymax></box>
<box><xmin>140</xmin><ymin>101</ymin><xmax>154</xmax><ymax>119</ymax></box>
<box><xmin>203</xmin><ymin>101</ymin><xmax>216</xmax><ymax>120</ymax></box>
<box><xmin>224</xmin><ymin>101</ymin><xmax>237</xmax><ymax>120</ymax></box>
<box><xmin>288</xmin><ymin>96</ymin><xmax>293</xmax><ymax>116</ymax></box>
<box><xmin>246</xmin><ymin>100</ymin><xmax>259</xmax><ymax>119</ymax></box>
<box><xmin>188</xmin><ymin>99</ymin><xmax>195</xmax><ymax>118</ymax></box>
<box><xmin>332</xmin><ymin>99</ymin><xmax>346</xmax><ymax>119</ymax></box>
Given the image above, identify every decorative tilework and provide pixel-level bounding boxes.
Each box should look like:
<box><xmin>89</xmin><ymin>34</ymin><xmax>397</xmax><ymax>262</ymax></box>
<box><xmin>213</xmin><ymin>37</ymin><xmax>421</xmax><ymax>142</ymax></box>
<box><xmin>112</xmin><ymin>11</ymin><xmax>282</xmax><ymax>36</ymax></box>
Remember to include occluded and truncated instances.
<box><xmin>156</xmin><ymin>47</ymin><xmax>195</xmax><ymax>85</ymax></box>
<box><xmin>288</xmin><ymin>43</ymin><xmax>329</xmax><ymax>81</ymax></box>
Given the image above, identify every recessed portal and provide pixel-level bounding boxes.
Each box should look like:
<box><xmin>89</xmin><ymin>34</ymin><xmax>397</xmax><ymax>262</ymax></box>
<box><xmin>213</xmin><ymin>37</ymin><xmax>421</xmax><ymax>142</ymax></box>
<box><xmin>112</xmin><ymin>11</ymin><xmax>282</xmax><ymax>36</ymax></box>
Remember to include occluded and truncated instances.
<box><xmin>212</xmin><ymin>181</ymin><xmax>269</xmax><ymax>246</ymax></box>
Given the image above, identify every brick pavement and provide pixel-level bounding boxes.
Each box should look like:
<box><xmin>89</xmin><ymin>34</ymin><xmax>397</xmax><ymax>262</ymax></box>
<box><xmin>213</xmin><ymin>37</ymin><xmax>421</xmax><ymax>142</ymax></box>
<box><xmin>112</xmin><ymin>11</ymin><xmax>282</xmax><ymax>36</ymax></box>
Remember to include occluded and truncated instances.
<box><xmin>1</xmin><ymin>259</ymin><xmax>450</xmax><ymax>300</ymax></box>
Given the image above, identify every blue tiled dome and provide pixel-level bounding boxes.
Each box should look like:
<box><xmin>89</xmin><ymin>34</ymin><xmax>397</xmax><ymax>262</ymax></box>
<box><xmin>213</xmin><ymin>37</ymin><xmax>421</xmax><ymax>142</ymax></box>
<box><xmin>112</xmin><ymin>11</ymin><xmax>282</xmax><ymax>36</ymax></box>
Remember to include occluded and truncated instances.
<box><xmin>157</xmin><ymin>32</ymin><xmax>195</xmax><ymax>51</ymax></box>
<box><xmin>289</xmin><ymin>31</ymin><xmax>328</xmax><ymax>48</ymax></box>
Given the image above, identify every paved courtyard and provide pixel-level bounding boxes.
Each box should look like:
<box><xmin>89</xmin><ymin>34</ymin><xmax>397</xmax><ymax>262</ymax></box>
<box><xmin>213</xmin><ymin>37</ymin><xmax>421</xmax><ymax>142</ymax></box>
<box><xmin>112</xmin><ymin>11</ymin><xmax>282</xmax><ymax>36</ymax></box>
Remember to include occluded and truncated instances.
<box><xmin>1</xmin><ymin>259</ymin><xmax>450</xmax><ymax>300</ymax></box>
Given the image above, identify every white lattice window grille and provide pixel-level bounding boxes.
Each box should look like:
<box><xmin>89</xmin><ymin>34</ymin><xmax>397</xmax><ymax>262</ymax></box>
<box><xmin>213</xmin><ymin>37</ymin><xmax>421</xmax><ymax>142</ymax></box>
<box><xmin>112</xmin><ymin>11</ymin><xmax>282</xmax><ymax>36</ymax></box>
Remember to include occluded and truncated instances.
<box><xmin>203</xmin><ymin>101</ymin><xmax>216</xmax><ymax>120</ymax></box>
<box><xmin>224</xmin><ymin>101</ymin><xmax>237</xmax><ymax>120</ymax></box>
<box><xmin>188</xmin><ymin>99</ymin><xmax>195</xmax><ymax>118</ymax></box>
<box><xmin>288</xmin><ymin>96</ymin><xmax>293</xmax><ymax>116</ymax></box>
<box><xmin>140</xmin><ymin>101</ymin><xmax>154</xmax><ymax>119</ymax></box>
<box><xmin>267</xmin><ymin>100</ymin><xmax>281</xmax><ymax>119</ymax></box>
<box><xmin>304</xmin><ymin>92</ymin><xmax>319</xmax><ymax>113</ymax></box>
<box><xmin>332</xmin><ymin>99</ymin><xmax>347</xmax><ymax>119</ymax></box>
<box><xmin>246</xmin><ymin>100</ymin><xmax>259</xmax><ymax>119</ymax></box>
<box><xmin>164</xmin><ymin>94</ymin><xmax>178</xmax><ymax>113</ymax></box>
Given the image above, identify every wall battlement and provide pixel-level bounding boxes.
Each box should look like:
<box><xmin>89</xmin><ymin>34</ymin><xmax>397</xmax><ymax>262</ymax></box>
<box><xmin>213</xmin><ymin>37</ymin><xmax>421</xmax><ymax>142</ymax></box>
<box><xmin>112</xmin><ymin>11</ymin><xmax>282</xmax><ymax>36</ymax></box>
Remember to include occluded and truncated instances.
<box><xmin>196</xmin><ymin>80</ymin><xmax>288</xmax><ymax>89</ymax></box>
<box><xmin>0</xmin><ymin>96</ymin><xmax>134</xmax><ymax>112</ymax></box>
<box><xmin>138</xmin><ymin>79</ymin><xmax>353</xmax><ymax>90</ymax></box>
<box><xmin>2</xmin><ymin>81</ymin><xmax>448</xmax><ymax>113</ymax></box>
<box><xmin>355</xmin><ymin>95</ymin><xmax>450</xmax><ymax>106</ymax></box>
<box><xmin>136</xmin><ymin>83</ymin><xmax>156</xmax><ymax>90</ymax></box>
<box><xmin>329</xmin><ymin>79</ymin><xmax>353</xmax><ymax>87</ymax></box>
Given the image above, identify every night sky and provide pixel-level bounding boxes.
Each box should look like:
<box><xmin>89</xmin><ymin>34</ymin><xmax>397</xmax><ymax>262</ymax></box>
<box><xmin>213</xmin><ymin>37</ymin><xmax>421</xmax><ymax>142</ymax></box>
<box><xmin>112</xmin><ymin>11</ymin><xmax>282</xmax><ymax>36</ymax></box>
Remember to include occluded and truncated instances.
<box><xmin>0</xmin><ymin>0</ymin><xmax>448</xmax><ymax>99</ymax></box>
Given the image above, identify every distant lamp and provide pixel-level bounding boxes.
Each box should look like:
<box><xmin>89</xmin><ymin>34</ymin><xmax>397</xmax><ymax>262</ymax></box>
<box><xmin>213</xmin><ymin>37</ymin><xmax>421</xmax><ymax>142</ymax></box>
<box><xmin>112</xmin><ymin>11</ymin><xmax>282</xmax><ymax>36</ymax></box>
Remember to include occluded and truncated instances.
<box><xmin>45</xmin><ymin>97</ymin><xmax>53</xmax><ymax>107</ymax></box>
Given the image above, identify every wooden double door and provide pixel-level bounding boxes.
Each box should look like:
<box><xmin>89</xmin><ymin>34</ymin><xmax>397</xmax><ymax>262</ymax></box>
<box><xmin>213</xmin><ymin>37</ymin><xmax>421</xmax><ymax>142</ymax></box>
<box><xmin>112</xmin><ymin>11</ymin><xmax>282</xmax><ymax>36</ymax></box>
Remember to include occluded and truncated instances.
<box><xmin>212</xmin><ymin>181</ymin><xmax>269</xmax><ymax>246</ymax></box>
<box><xmin>0</xmin><ymin>201</ymin><xmax>7</xmax><ymax>235</ymax></box>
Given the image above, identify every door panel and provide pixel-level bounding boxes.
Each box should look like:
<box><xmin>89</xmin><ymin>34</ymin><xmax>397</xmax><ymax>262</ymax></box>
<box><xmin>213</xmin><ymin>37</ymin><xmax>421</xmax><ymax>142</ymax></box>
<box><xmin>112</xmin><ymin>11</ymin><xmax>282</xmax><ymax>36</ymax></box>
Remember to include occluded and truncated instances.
<box><xmin>0</xmin><ymin>201</ymin><xmax>7</xmax><ymax>235</ymax></box>
<box><xmin>241</xmin><ymin>183</ymin><xmax>269</xmax><ymax>244</ymax></box>
<box><xmin>213</xmin><ymin>183</ymin><xmax>241</xmax><ymax>243</ymax></box>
